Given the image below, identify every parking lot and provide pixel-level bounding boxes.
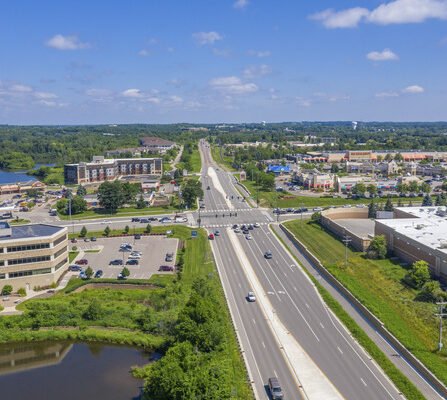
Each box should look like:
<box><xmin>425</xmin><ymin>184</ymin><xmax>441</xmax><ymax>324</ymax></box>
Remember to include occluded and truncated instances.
<box><xmin>73</xmin><ymin>236</ymin><xmax>179</xmax><ymax>279</ymax></box>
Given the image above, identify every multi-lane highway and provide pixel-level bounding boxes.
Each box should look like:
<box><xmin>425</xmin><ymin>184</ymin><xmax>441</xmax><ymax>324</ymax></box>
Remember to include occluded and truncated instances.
<box><xmin>199</xmin><ymin>139</ymin><xmax>404</xmax><ymax>399</ymax></box>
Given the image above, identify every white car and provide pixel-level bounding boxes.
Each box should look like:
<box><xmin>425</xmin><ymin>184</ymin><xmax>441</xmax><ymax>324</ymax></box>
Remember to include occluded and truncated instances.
<box><xmin>313</xmin><ymin>207</ymin><xmax>323</xmax><ymax>212</ymax></box>
<box><xmin>128</xmin><ymin>254</ymin><xmax>141</xmax><ymax>259</ymax></box>
<box><xmin>342</xmin><ymin>204</ymin><xmax>352</xmax><ymax>208</ymax></box>
<box><xmin>254</xmin><ymin>223</ymin><xmax>260</xmax><ymax>228</ymax></box>
<box><xmin>247</xmin><ymin>292</ymin><xmax>256</xmax><ymax>302</ymax></box>
<box><xmin>246</xmin><ymin>234</ymin><xmax>252</xmax><ymax>240</ymax></box>
<box><xmin>234</xmin><ymin>228</ymin><xmax>241</xmax><ymax>233</ymax></box>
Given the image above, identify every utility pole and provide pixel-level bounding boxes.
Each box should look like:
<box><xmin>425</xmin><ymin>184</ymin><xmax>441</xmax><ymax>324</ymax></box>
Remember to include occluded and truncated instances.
<box><xmin>435</xmin><ymin>301</ymin><xmax>447</xmax><ymax>352</ymax></box>
<box><xmin>342</xmin><ymin>231</ymin><xmax>352</xmax><ymax>268</ymax></box>
<box><xmin>198</xmin><ymin>206</ymin><xmax>201</xmax><ymax>228</ymax></box>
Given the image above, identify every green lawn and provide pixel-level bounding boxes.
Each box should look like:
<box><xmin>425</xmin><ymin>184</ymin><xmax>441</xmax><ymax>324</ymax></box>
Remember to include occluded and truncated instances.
<box><xmin>211</xmin><ymin>145</ymin><xmax>237</xmax><ymax>171</ymax></box>
<box><xmin>284</xmin><ymin>219</ymin><xmax>447</xmax><ymax>386</ymax></box>
<box><xmin>188</xmin><ymin>145</ymin><xmax>202</xmax><ymax>173</ymax></box>
<box><xmin>58</xmin><ymin>206</ymin><xmax>178</xmax><ymax>220</ymax></box>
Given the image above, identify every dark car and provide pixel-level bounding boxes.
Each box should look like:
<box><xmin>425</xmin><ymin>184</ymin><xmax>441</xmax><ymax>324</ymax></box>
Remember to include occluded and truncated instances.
<box><xmin>165</xmin><ymin>252</ymin><xmax>174</xmax><ymax>262</ymax></box>
<box><xmin>131</xmin><ymin>217</ymin><xmax>140</xmax><ymax>222</ymax></box>
<box><xmin>91</xmin><ymin>236</ymin><xmax>97</xmax><ymax>242</ymax></box>
<box><xmin>71</xmin><ymin>238</ymin><xmax>78</xmax><ymax>243</ymax></box>
<box><xmin>207</xmin><ymin>186</ymin><xmax>210</xmax><ymax>190</ymax></box>
<box><xmin>140</xmin><ymin>218</ymin><xmax>150</xmax><ymax>223</ymax></box>
<box><xmin>76</xmin><ymin>259</ymin><xmax>88</xmax><ymax>265</ymax></box>
<box><xmin>126</xmin><ymin>259</ymin><xmax>139</xmax><ymax>266</ymax></box>
<box><xmin>94</xmin><ymin>270</ymin><xmax>104</xmax><ymax>278</ymax></box>
<box><xmin>264</xmin><ymin>251</ymin><xmax>273</xmax><ymax>259</ymax></box>
<box><xmin>69</xmin><ymin>264</ymin><xmax>82</xmax><ymax>271</ymax></box>
<box><xmin>159</xmin><ymin>265</ymin><xmax>174</xmax><ymax>272</ymax></box>
<box><xmin>134</xmin><ymin>234</ymin><xmax>141</xmax><ymax>240</ymax></box>
<box><xmin>109</xmin><ymin>259</ymin><xmax>123</xmax><ymax>266</ymax></box>
<box><xmin>248</xmin><ymin>224</ymin><xmax>254</xmax><ymax>230</ymax></box>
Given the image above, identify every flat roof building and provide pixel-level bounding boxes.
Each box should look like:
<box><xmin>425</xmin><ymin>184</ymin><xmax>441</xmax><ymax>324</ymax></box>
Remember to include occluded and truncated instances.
<box><xmin>64</xmin><ymin>156</ymin><xmax>163</xmax><ymax>185</ymax></box>
<box><xmin>375</xmin><ymin>207</ymin><xmax>447</xmax><ymax>283</ymax></box>
<box><xmin>0</xmin><ymin>222</ymin><xmax>68</xmax><ymax>291</ymax></box>
<box><xmin>140</xmin><ymin>137</ymin><xmax>175</xmax><ymax>154</ymax></box>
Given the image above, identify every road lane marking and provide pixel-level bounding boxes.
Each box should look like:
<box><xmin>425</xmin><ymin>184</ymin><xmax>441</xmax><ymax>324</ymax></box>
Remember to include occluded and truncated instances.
<box><xmin>262</xmin><ymin>341</ymin><xmax>266</xmax><ymax>349</ymax></box>
<box><xmin>337</xmin><ymin>346</ymin><xmax>343</xmax><ymax>355</ymax></box>
<box><xmin>320</xmin><ymin>322</ymin><xmax>325</xmax><ymax>329</ymax></box>
<box><xmin>361</xmin><ymin>378</ymin><xmax>367</xmax><ymax>387</ymax></box>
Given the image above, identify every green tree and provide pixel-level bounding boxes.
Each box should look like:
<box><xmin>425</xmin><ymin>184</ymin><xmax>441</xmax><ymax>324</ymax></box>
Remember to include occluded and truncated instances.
<box><xmin>122</xmin><ymin>182</ymin><xmax>140</xmax><ymax>204</ymax></box>
<box><xmin>311</xmin><ymin>212</ymin><xmax>321</xmax><ymax>223</ymax></box>
<box><xmin>394</xmin><ymin>152</ymin><xmax>403</xmax><ymax>162</ymax></box>
<box><xmin>79</xmin><ymin>226</ymin><xmax>87</xmax><ymax>238</ymax></box>
<box><xmin>17</xmin><ymin>287</ymin><xmax>27</xmax><ymax>297</ymax></box>
<box><xmin>97</xmin><ymin>180</ymin><xmax>125</xmax><ymax>213</ymax></box>
<box><xmin>367</xmin><ymin>184</ymin><xmax>377</xmax><ymax>197</ymax></box>
<box><xmin>70</xmin><ymin>195</ymin><xmax>87</xmax><ymax>215</ymax></box>
<box><xmin>397</xmin><ymin>182</ymin><xmax>409</xmax><ymax>194</ymax></box>
<box><xmin>366</xmin><ymin>235</ymin><xmax>387</xmax><ymax>259</ymax></box>
<box><xmin>420</xmin><ymin>280</ymin><xmax>446</xmax><ymax>302</ymax></box>
<box><xmin>121</xmin><ymin>267</ymin><xmax>130</xmax><ymax>277</ymax></box>
<box><xmin>442</xmin><ymin>180</ymin><xmax>447</xmax><ymax>192</ymax></box>
<box><xmin>137</xmin><ymin>308</ymin><xmax>156</xmax><ymax>333</ymax></box>
<box><xmin>124</xmin><ymin>225</ymin><xmax>130</xmax><ymax>234</ymax></box>
<box><xmin>406</xmin><ymin>260</ymin><xmax>431</xmax><ymax>289</ymax></box>
<box><xmin>260</xmin><ymin>173</ymin><xmax>275</xmax><ymax>191</ymax></box>
<box><xmin>419</xmin><ymin>182</ymin><xmax>431</xmax><ymax>194</ymax></box>
<box><xmin>422</xmin><ymin>194</ymin><xmax>433</xmax><ymax>206</ymax></box>
<box><xmin>145</xmin><ymin>224</ymin><xmax>152</xmax><ymax>234</ymax></box>
<box><xmin>397</xmin><ymin>198</ymin><xmax>404</xmax><ymax>207</ymax></box>
<box><xmin>85</xmin><ymin>266</ymin><xmax>94</xmax><ymax>279</ymax></box>
<box><xmin>83</xmin><ymin>299</ymin><xmax>103</xmax><ymax>320</ymax></box>
<box><xmin>76</xmin><ymin>185</ymin><xmax>87</xmax><ymax>197</ymax></box>
<box><xmin>330</xmin><ymin>163</ymin><xmax>339</xmax><ymax>173</ymax></box>
<box><xmin>181</xmin><ymin>179</ymin><xmax>203</xmax><ymax>208</ymax></box>
<box><xmin>1</xmin><ymin>285</ymin><xmax>13</xmax><ymax>296</ymax></box>
<box><xmin>435</xmin><ymin>194</ymin><xmax>443</xmax><ymax>206</ymax></box>
<box><xmin>104</xmin><ymin>226</ymin><xmax>111</xmax><ymax>237</ymax></box>
<box><xmin>384</xmin><ymin>196</ymin><xmax>394</xmax><ymax>212</ymax></box>
<box><xmin>408</xmin><ymin>180</ymin><xmax>419</xmax><ymax>194</ymax></box>
<box><xmin>368</xmin><ymin>200</ymin><xmax>378</xmax><ymax>218</ymax></box>
<box><xmin>136</xmin><ymin>194</ymin><xmax>146</xmax><ymax>209</ymax></box>
<box><xmin>352</xmin><ymin>182</ymin><xmax>366</xmax><ymax>197</ymax></box>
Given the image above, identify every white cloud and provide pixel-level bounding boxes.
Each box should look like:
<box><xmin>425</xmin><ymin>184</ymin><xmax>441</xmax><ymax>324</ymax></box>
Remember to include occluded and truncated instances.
<box><xmin>145</xmin><ymin>97</ymin><xmax>161</xmax><ymax>104</ymax></box>
<box><xmin>402</xmin><ymin>84</ymin><xmax>425</xmax><ymax>93</ymax></box>
<box><xmin>247</xmin><ymin>50</ymin><xmax>271</xmax><ymax>58</ymax></box>
<box><xmin>34</xmin><ymin>91</ymin><xmax>58</xmax><ymax>99</ymax></box>
<box><xmin>243</xmin><ymin>64</ymin><xmax>272</xmax><ymax>79</ymax></box>
<box><xmin>122</xmin><ymin>88</ymin><xmax>143</xmax><ymax>98</ymax></box>
<box><xmin>311</xmin><ymin>0</ymin><xmax>447</xmax><ymax>28</ymax></box>
<box><xmin>10</xmin><ymin>84</ymin><xmax>33</xmax><ymax>93</ymax></box>
<box><xmin>45</xmin><ymin>34</ymin><xmax>90</xmax><ymax>50</ymax></box>
<box><xmin>310</xmin><ymin>7</ymin><xmax>369</xmax><ymax>28</ymax></box>
<box><xmin>376</xmin><ymin>91</ymin><xmax>400</xmax><ymax>97</ymax></box>
<box><xmin>367</xmin><ymin>49</ymin><xmax>399</xmax><ymax>61</ymax></box>
<box><xmin>192</xmin><ymin>31</ymin><xmax>223</xmax><ymax>45</ymax></box>
<box><xmin>138</xmin><ymin>49</ymin><xmax>150</xmax><ymax>57</ymax></box>
<box><xmin>210</xmin><ymin>76</ymin><xmax>258</xmax><ymax>94</ymax></box>
<box><xmin>234</xmin><ymin>0</ymin><xmax>249</xmax><ymax>9</ymax></box>
<box><xmin>368</xmin><ymin>0</ymin><xmax>447</xmax><ymax>25</ymax></box>
<box><xmin>169</xmin><ymin>95</ymin><xmax>183</xmax><ymax>104</ymax></box>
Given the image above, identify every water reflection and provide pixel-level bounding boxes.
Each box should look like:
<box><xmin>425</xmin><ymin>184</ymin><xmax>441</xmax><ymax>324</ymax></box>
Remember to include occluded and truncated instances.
<box><xmin>0</xmin><ymin>342</ymin><xmax>148</xmax><ymax>400</ymax></box>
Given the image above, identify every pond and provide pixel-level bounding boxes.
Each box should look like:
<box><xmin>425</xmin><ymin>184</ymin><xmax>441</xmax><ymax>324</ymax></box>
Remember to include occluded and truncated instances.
<box><xmin>0</xmin><ymin>163</ymin><xmax>55</xmax><ymax>184</ymax></box>
<box><xmin>0</xmin><ymin>341</ymin><xmax>150</xmax><ymax>400</ymax></box>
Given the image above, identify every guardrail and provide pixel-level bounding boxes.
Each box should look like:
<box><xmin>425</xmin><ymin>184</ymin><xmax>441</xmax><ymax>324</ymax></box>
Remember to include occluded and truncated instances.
<box><xmin>279</xmin><ymin>223</ymin><xmax>447</xmax><ymax>399</ymax></box>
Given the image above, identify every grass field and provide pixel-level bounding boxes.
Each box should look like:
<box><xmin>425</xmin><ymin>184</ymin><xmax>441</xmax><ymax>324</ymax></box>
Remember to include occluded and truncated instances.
<box><xmin>211</xmin><ymin>145</ymin><xmax>237</xmax><ymax>171</ymax></box>
<box><xmin>188</xmin><ymin>145</ymin><xmax>202</xmax><ymax>173</ymax></box>
<box><xmin>284</xmin><ymin>219</ymin><xmax>447</xmax><ymax>386</ymax></box>
<box><xmin>58</xmin><ymin>205</ymin><xmax>178</xmax><ymax>220</ymax></box>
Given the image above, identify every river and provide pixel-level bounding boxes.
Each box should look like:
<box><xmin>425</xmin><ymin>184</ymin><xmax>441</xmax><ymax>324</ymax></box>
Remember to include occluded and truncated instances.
<box><xmin>0</xmin><ymin>341</ymin><xmax>150</xmax><ymax>400</ymax></box>
<box><xmin>0</xmin><ymin>164</ymin><xmax>56</xmax><ymax>185</ymax></box>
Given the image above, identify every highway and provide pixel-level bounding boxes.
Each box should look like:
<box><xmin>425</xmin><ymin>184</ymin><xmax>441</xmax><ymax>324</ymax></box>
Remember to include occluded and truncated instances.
<box><xmin>199</xmin><ymin>139</ymin><xmax>404</xmax><ymax>399</ymax></box>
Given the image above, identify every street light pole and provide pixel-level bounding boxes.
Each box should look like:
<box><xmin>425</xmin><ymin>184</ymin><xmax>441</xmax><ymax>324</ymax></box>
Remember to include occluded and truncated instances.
<box><xmin>342</xmin><ymin>230</ymin><xmax>352</xmax><ymax>268</ymax></box>
<box><xmin>435</xmin><ymin>301</ymin><xmax>447</xmax><ymax>352</ymax></box>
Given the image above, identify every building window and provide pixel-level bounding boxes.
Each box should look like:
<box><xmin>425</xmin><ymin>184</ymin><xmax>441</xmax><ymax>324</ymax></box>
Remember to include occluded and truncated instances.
<box><xmin>9</xmin><ymin>268</ymin><xmax>52</xmax><ymax>278</ymax></box>
<box><xmin>54</xmin><ymin>247</ymin><xmax>66</xmax><ymax>259</ymax></box>
<box><xmin>8</xmin><ymin>256</ymin><xmax>51</xmax><ymax>266</ymax></box>
<box><xmin>0</xmin><ymin>274</ymin><xmax>5</xmax><ymax>279</ymax></box>
<box><xmin>53</xmin><ymin>234</ymin><xmax>67</xmax><ymax>247</ymax></box>
<box><xmin>55</xmin><ymin>258</ymin><xmax>67</xmax><ymax>270</ymax></box>
<box><xmin>7</xmin><ymin>243</ymin><xmax>50</xmax><ymax>253</ymax></box>
<box><xmin>0</xmin><ymin>261</ymin><xmax>3</xmax><ymax>266</ymax></box>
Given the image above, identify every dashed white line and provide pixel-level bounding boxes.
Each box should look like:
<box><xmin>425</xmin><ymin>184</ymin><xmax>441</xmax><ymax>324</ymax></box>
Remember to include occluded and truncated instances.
<box><xmin>361</xmin><ymin>378</ymin><xmax>367</xmax><ymax>387</ymax></box>
<box><xmin>337</xmin><ymin>346</ymin><xmax>343</xmax><ymax>355</ymax></box>
<box><xmin>320</xmin><ymin>322</ymin><xmax>325</xmax><ymax>329</ymax></box>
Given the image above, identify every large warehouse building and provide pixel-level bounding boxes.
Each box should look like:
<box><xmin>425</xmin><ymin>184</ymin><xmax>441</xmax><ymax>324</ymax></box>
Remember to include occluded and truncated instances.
<box><xmin>375</xmin><ymin>207</ymin><xmax>447</xmax><ymax>283</ymax></box>
<box><xmin>0</xmin><ymin>222</ymin><xmax>68</xmax><ymax>291</ymax></box>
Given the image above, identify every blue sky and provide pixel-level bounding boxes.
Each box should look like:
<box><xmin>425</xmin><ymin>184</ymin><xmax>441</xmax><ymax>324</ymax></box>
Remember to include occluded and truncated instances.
<box><xmin>1</xmin><ymin>0</ymin><xmax>446</xmax><ymax>124</ymax></box>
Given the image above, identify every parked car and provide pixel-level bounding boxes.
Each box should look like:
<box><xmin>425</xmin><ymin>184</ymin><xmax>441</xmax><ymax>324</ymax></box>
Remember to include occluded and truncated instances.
<box><xmin>84</xmin><ymin>238</ymin><xmax>90</xmax><ymax>242</ymax></box>
<box><xmin>140</xmin><ymin>218</ymin><xmax>150</xmax><ymax>223</ymax></box>
<box><xmin>128</xmin><ymin>254</ymin><xmax>141</xmax><ymax>259</ymax></box>
<box><xmin>79</xmin><ymin>271</ymin><xmax>88</xmax><ymax>280</ymax></box>
<box><xmin>69</xmin><ymin>264</ymin><xmax>82</xmax><ymax>271</ymax></box>
<box><xmin>91</xmin><ymin>237</ymin><xmax>97</xmax><ymax>242</ymax></box>
<box><xmin>117</xmin><ymin>273</ymin><xmax>127</xmax><ymax>280</ymax></box>
<box><xmin>76</xmin><ymin>259</ymin><xmax>88</xmax><ymax>265</ymax></box>
<box><xmin>134</xmin><ymin>234</ymin><xmax>141</xmax><ymax>239</ymax></box>
<box><xmin>264</xmin><ymin>251</ymin><xmax>273</xmax><ymax>259</ymax></box>
<box><xmin>71</xmin><ymin>238</ymin><xmax>78</xmax><ymax>243</ymax></box>
<box><xmin>254</xmin><ymin>222</ymin><xmax>260</xmax><ymax>228</ymax></box>
<box><xmin>109</xmin><ymin>259</ymin><xmax>123</xmax><ymax>266</ymax></box>
<box><xmin>246</xmin><ymin>234</ymin><xmax>252</xmax><ymax>240</ymax></box>
<box><xmin>165</xmin><ymin>252</ymin><xmax>174</xmax><ymax>262</ymax></box>
<box><xmin>94</xmin><ymin>270</ymin><xmax>104</xmax><ymax>278</ymax></box>
<box><xmin>126</xmin><ymin>259</ymin><xmax>139</xmax><ymax>266</ymax></box>
<box><xmin>247</xmin><ymin>291</ymin><xmax>256</xmax><ymax>302</ymax></box>
<box><xmin>159</xmin><ymin>217</ymin><xmax>172</xmax><ymax>223</ymax></box>
<box><xmin>159</xmin><ymin>265</ymin><xmax>174</xmax><ymax>272</ymax></box>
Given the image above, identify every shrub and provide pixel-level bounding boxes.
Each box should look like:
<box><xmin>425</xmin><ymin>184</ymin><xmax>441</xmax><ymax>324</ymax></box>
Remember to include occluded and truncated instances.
<box><xmin>1</xmin><ymin>285</ymin><xmax>13</xmax><ymax>296</ymax></box>
<box><xmin>367</xmin><ymin>235</ymin><xmax>387</xmax><ymax>259</ymax></box>
<box><xmin>406</xmin><ymin>260</ymin><xmax>431</xmax><ymax>289</ymax></box>
<box><xmin>104</xmin><ymin>226</ymin><xmax>111</xmax><ymax>237</ymax></box>
<box><xmin>79</xmin><ymin>226</ymin><xmax>87</xmax><ymax>238</ymax></box>
<box><xmin>17</xmin><ymin>287</ymin><xmax>27</xmax><ymax>297</ymax></box>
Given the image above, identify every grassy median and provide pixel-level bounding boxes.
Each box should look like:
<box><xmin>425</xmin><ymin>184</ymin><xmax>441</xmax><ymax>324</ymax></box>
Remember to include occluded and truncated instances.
<box><xmin>284</xmin><ymin>219</ymin><xmax>447</xmax><ymax>387</ymax></box>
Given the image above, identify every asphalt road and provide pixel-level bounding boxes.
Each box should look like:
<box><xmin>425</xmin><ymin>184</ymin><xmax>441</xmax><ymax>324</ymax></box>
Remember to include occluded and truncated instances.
<box><xmin>199</xmin><ymin>140</ymin><xmax>404</xmax><ymax>400</ymax></box>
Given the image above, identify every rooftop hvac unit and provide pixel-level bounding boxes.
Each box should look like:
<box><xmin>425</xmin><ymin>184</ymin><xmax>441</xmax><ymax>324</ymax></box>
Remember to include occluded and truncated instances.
<box><xmin>415</xmin><ymin>224</ymin><xmax>425</xmax><ymax>230</ymax></box>
<box><xmin>439</xmin><ymin>241</ymin><xmax>447</xmax><ymax>249</ymax></box>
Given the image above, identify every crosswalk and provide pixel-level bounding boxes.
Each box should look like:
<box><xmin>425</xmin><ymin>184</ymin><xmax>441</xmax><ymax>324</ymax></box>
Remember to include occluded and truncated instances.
<box><xmin>197</xmin><ymin>208</ymin><xmax>255</xmax><ymax>213</ymax></box>
<box><xmin>201</xmin><ymin>222</ymin><xmax>270</xmax><ymax>228</ymax></box>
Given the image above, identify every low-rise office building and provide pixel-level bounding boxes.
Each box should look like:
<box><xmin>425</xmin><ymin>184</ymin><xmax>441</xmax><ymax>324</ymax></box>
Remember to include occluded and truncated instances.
<box><xmin>376</xmin><ymin>207</ymin><xmax>447</xmax><ymax>283</ymax></box>
<box><xmin>140</xmin><ymin>137</ymin><xmax>175</xmax><ymax>154</ymax></box>
<box><xmin>64</xmin><ymin>156</ymin><xmax>163</xmax><ymax>185</ymax></box>
<box><xmin>0</xmin><ymin>222</ymin><xmax>68</xmax><ymax>291</ymax></box>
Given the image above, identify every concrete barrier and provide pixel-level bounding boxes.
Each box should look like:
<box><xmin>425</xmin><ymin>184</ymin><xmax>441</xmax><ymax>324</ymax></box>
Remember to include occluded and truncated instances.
<box><xmin>280</xmin><ymin>223</ymin><xmax>447</xmax><ymax>398</ymax></box>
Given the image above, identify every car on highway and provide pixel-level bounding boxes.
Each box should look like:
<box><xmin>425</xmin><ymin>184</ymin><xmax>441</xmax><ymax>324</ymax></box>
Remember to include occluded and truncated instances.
<box><xmin>76</xmin><ymin>259</ymin><xmax>88</xmax><ymax>265</ymax></box>
<box><xmin>268</xmin><ymin>377</ymin><xmax>284</xmax><ymax>400</ymax></box>
<box><xmin>131</xmin><ymin>217</ymin><xmax>140</xmax><ymax>222</ymax></box>
<box><xmin>214</xmin><ymin>230</ymin><xmax>220</xmax><ymax>236</ymax></box>
<box><xmin>232</xmin><ymin>224</ymin><xmax>239</xmax><ymax>229</ymax></box>
<box><xmin>208</xmin><ymin>233</ymin><xmax>215</xmax><ymax>240</ymax></box>
<box><xmin>246</xmin><ymin>234</ymin><xmax>252</xmax><ymax>240</ymax></box>
<box><xmin>109</xmin><ymin>259</ymin><xmax>123</xmax><ymax>266</ymax></box>
<box><xmin>264</xmin><ymin>251</ymin><xmax>273</xmax><ymax>259</ymax></box>
<box><xmin>159</xmin><ymin>217</ymin><xmax>172</xmax><ymax>223</ymax></box>
<box><xmin>247</xmin><ymin>291</ymin><xmax>256</xmax><ymax>302</ymax></box>
<box><xmin>139</xmin><ymin>218</ymin><xmax>150</xmax><ymax>223</ymax></box>
<box><xmin>159</xmin><ymin>265</ymin><xmax>174</xmax><ymax>272</ymax></box>
<box><xmin>313</xmin><ymin>207</ymin><xmax>323</xmax><ymax>212</ymax></box>
<box><xmin>199</xmin><ymin>203</ymin><xmax>205</xmax><ymax>209</ymax></box>
<box><xmin>126</xmin><ymin>259</ymin><xmax>139</xmax><ymax>266</ymax></box>
<box><xmin>94</xmin><ymin>270</ymin><xmax>104</xmax><ymax>278</ymax></box>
